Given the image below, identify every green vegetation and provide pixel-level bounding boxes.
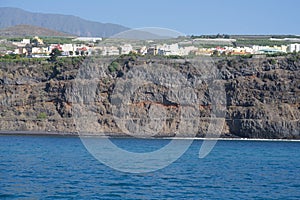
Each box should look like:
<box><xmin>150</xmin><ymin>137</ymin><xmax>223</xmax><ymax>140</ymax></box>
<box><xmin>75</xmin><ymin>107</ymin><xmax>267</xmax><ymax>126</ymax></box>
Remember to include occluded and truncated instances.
<box><xmin>0</xmin><ymin>56</ymin><xmax>47</xmax><ymax>65</ymax></box>
<box><xmin>41</xmin><ymin>37</ymin><xmax>76</xmax><ymax>45</ymax></box>
<box><xmin>198</xmin><ymin>44</ymin><xmax>233</xmax><ymax>48</ymax></box>
<box><xmin>269</xmin><ymin>59</ymin><xmax>277</xmax><ymax>65</ymax></box>
<box><xmin>37</xmin><ymin>112</ymin><xmax>47</xmax><ymax>120</ymax></box>
<box><xmin>239</xmin><ymin>54</ymin><xmax>253</xmax><ymax>59</ymax></box>
<box><xmin>189</xmin><ymin>35</ymin><xmax>300</xmax><ymax>47</ymax></box>
<box><xmin>49</xmin><ymin>48</ymin><xmax>62</xmax><ymax>62</ymax></box>
<box><xmin>235</xmin><ymin>39</ymin><xmax>293</xmax><ymax>47</ymax></box>
<box><xmin>288</xmin><ymin>52</ymin><xmax>300</xmax><ymax>62</ymax></box>
<box><xmin>191</xmin><ymin>34</ymin><xmax>231</xmax><ymax>39</ymax></box>
<box><xmin>0</xmin><ymin>42</ymin><xmax>15</xmax><ymax>51</ymax></box>
<box><xmin>164</xmin><ymin>55</ymin><xmax>184</xmax><ymax>59</ymax></box>
<box><xmin>6</xmin><ymin>36</ymin><xmax>78</xmax><ymax>45</ymax></box>
<box><xmin>268</xmin><ymin>35</ymin><xmax>300</xmax><ymax>39</ymax></box>
<box><xmin>6</xmin><ymin>37</ymin><xmax>31</xmax><ymax>42</ymax></box>
<box><xmin>0</xmin><ymin>54</ymin><xmax>24</xmax><ymax>59</ymax></box>
<box><xmin>266</xmin><ymin>52</ymin><xmax>288</xmax><ymax>57</ymax></box>
<box><xmin>0</xmin><ymin>54</ymin><xmax>85</xmax><ymax>65</ymax></box>
<box><xmin>108</xmin><ymin>61</ymin><xmax>120</xmax><ymax>72</ymax></box>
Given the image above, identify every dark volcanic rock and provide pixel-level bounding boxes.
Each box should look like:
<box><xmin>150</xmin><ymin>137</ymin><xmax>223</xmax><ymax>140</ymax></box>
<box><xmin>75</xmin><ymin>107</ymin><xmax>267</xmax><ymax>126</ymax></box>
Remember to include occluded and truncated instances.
<box><xmin>0</xmin><ymin>55</ymin><xmax>299</xmax><ymax>138</ymax></box>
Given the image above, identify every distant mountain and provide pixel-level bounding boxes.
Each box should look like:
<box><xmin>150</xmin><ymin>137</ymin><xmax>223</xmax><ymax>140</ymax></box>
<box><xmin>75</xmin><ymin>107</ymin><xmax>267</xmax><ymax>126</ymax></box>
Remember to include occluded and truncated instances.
<box><xmin>0</xmin><ymin>7</ymin><xmax>129</xmax><ymax>37</ymax></box>
<box><xmin>0</xmin><ymin>24</ymin><xmax>74</xmax><ymax>37</ymax></box>
<box><xmin>110</xmin><ymin>29</ymin><xmax>179</xmax><ymax>40</ymax></box>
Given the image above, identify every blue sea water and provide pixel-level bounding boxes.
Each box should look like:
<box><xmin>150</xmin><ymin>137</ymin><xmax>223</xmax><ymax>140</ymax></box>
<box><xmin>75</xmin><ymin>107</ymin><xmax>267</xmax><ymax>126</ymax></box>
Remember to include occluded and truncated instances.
<box><xmin>0</xmin><ymin>136</ymin><xmax>300</xmax><ymax>199</ymax></box>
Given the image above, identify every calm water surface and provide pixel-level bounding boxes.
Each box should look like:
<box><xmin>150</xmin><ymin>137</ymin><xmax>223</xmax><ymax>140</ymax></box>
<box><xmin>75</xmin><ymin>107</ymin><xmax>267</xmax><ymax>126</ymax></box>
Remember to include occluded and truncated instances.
<box><xmin>0</xmin><ymin>135</ymin><xmax>300</xmax><ymax>199</ymax></box>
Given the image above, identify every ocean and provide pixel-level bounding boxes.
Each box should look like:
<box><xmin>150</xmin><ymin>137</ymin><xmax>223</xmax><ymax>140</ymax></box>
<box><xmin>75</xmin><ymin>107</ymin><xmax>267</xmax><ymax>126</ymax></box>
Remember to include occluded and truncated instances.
<box><xmin>0</xmin><ymin>135</ymin><xmax>300</xmax><ymax>199</ymax></box>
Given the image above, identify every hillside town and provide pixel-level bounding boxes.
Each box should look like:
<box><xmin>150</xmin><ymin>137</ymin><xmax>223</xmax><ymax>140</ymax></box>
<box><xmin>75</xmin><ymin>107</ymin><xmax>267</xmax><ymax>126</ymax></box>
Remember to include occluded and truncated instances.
<box><xmin>1</xmin><ymin>36</ymin><xmax>300</xmax><ymax>58</ymax></box>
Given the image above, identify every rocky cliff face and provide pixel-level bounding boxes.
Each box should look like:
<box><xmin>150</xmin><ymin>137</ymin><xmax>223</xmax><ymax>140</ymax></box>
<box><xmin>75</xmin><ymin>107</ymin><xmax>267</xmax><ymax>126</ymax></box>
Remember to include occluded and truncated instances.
<box><xmin>0</xmin><ymin>55</ymin><xmax>299</xmax><ymax>138</ymax></box>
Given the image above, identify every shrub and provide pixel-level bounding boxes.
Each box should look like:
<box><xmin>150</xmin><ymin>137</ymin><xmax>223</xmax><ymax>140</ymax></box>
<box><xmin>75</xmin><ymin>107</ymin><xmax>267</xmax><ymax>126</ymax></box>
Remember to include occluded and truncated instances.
<box><xmin>269</xmin><ymin>59</ymin><xmax>276</xmax><ymax>65</ymax></box>
<box><xmin>108</xmin><ymin>61</ymin><xmax>120</xmax><ymax>72</ymax></box>
<box><xmin>48</xmin><ymin>48</ymin><xmax>62</xmax><ymax>62</ymax></box>
<box><xmin>37</xmin><ymin>112</ymin><xmax>47</xmax><ymax>120</ymax></box>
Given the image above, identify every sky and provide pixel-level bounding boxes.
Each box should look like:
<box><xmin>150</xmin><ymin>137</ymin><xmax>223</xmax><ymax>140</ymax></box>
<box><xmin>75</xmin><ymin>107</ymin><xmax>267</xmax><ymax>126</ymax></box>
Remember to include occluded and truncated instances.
<box><xmin>1</xmin><ymin>0</ymin><xmax>300</xmax><ymax>35</ymax></box>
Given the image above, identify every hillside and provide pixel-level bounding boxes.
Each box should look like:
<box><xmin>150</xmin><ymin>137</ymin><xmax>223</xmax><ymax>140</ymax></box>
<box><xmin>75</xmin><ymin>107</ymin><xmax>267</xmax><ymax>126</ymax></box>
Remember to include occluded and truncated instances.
<box><xmin>0</xmin><ymin>7</ymin><xmax>129</xmax><ymax>37</ymax></box>
<box><xmin>0</xmin><ymin>55</ymin><xmax>299</xmax><ymax>138</ymax></box>
<box><xmin>0</xmin><ymin>24</ymin><xmax>74</xmax><ymax>37</ymax></box>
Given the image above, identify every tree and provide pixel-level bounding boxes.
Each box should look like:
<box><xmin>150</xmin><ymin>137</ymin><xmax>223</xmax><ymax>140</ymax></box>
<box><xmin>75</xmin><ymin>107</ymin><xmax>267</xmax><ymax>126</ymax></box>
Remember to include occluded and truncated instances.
<box><xmin>108</xmin><ymin>61</ymin><xmax>120</xmax><ymax>72</ymax></box>
<box><xmin>49</xmin><ymin>48</ymin><xmax>62</xmax><ymax>62</ymax></box>
<box><xmin>25</xmin><ymin>43</ymin><xmax>32</xmax><ymax>57</ymax></box>
<box><xmin>32</xmin><ymin>38</ymin><xmax>39</xmax><ymax>47</ymax></box>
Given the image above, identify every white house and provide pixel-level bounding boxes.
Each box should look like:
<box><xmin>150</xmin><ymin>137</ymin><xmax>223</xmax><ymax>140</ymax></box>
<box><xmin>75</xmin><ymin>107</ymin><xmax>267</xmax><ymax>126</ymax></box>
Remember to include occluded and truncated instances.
<box><xmin>12</xmin><ymin>38</ymin><xmax>30</xmax><ymax>47</ymax></box>
<box><xmin>22</xmin><ymin>39</ymin><xmax>30</xmax><ymax>44</ymax></box>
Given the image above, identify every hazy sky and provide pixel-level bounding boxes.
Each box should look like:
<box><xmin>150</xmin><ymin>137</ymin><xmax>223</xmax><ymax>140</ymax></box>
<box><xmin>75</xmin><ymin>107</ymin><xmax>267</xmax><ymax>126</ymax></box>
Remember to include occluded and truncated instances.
<box><xmin>1</xmin><ymin>0</ymin><xmax>299</xmax><ymax>35</ymax></box>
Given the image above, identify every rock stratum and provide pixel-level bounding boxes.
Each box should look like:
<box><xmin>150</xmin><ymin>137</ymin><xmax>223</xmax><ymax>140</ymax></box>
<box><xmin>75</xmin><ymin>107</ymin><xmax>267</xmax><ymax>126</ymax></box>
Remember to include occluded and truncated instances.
<box><xmin>0</xmin><ymin>55</ymin><xmax>299</xmax><ymax>139</ymax></box>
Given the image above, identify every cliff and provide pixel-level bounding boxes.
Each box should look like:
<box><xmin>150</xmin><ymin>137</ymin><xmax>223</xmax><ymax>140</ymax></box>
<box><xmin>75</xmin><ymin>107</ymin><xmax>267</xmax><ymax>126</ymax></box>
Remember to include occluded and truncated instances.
<box><xmin>0</xmin><ymin>55</ymin><xmax>299</xmax><ymax>139</ymax></box>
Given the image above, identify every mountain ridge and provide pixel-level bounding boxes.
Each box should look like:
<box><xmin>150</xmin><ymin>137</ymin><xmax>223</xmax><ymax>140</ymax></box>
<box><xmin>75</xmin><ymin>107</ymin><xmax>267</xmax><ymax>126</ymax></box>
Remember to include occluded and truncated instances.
<box><xmin>0</xmin><ymin>24</ymin><xmax>74</xmax><ymax>37</ymax></box>
<box><xmin>0</xmin><ymin>7</ymin><xmax>129</xmax><ymax>37</ymax></box>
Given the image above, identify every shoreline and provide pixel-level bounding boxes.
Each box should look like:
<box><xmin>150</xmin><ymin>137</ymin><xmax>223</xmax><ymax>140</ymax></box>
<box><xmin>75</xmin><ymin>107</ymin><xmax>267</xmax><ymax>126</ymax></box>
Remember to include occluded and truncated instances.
<box><xmin>0</xmin><ymin>130</ymin><xmax>78</xmax><ymax>137</ymax></box>
<box><xmin>1</xmin><ymin>131</ymin><xmax>300</xmax><ymax>142</ymax></box>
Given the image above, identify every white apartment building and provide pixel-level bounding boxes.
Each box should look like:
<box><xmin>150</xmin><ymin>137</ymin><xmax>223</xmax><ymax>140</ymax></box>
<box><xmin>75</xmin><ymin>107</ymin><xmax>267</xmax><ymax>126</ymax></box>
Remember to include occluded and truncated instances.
<box><xmin>12</xmin><ymin>38</ymin><xmax>31</xmax><ymax>47</ymax></box>
<box><xmin>287</xmin><ymin>44</ymin><xmax>300</xmax><ymax>52</ymax></box>
<box><xmin>61</xmin><ymin>44</ymin><xmax>75</xmax><ymax>52</ymax></box>
<box><xmin>252</xmin><ymin>45</ymin><xmax>287</xmax><ymax>54</ymax></box>
<box><xmin>100</xmin><ymin>46</ymin><xmax>119</xmax><ymax>56</ymax></box>
<box><xmin>72</xmin><ymin>37</ymin><xmax>102</xmax><ymax>43</ymax></box>
<box><xmin>180</xmin><ymin>46</ymin><xmax>198</xmax><ymax>56</ymax></box>
<box><xmin>120</xmin><ymin>44</ymin><xmax>133</xmax><ymax>54</ymax></box>
<box><xmin>32</xmin><ymin>47</ymin><xmax>49</xmax><ymax>54</ymax></box>
<box><xmin>158</xmin><ymin>43</ymin><xmax>180</xmax><ymax>55</ymax></box>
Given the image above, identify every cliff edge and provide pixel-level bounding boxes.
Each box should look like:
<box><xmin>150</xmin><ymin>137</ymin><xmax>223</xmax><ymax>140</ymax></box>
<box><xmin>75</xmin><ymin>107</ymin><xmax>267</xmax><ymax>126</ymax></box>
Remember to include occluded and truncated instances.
<box><xmin>0</xmin><ymin>55</ymin><xmax>299</xmax><ymax>138</ymax></box>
